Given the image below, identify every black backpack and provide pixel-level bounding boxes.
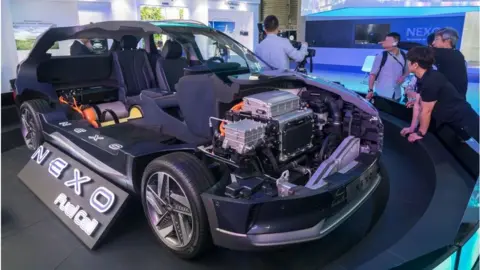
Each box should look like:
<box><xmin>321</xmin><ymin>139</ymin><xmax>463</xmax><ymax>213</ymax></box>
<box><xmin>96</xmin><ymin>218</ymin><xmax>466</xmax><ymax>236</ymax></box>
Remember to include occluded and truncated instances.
<box><xmin>375</xmin><ymin>50</ymin><xmax>407</xmax><ymax>81</ymax></box>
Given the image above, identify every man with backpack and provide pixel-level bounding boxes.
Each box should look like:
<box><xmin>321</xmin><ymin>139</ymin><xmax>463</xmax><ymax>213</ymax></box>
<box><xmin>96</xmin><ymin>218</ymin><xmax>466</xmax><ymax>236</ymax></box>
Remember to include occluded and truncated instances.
<box><xmin>367</xmin><ymin>32</ymin><xmax>409</xmax><ymax>101</ymax></box>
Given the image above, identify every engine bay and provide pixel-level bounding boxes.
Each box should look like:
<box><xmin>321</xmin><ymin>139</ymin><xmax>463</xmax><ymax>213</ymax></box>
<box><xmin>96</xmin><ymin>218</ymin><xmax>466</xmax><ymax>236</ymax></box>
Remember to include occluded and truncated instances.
<box><xmin>200</xmin><ymin>87</ymin><xmax>383</xmax><ymax>200</ymax></box>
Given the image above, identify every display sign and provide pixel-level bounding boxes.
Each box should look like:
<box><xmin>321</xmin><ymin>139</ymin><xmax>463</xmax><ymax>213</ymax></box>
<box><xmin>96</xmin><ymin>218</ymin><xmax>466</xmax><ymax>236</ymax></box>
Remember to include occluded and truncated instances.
<box><xmin>306</xmin><ymin>15</ymin><xmax>465</xmax><ymax>48</ymax></box>
<box><xmin>18</xmin><ymin>142</ymin><xmax>129</xmax><ymax>249</ymax></box>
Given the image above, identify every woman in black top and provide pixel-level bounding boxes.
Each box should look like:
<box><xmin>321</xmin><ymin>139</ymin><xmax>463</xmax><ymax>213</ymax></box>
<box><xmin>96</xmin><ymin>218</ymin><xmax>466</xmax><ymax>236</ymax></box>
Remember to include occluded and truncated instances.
<box><xmin>401</xmin><ymin>46</ymin><xmax>478</xmax><ymax>143</ymax></box>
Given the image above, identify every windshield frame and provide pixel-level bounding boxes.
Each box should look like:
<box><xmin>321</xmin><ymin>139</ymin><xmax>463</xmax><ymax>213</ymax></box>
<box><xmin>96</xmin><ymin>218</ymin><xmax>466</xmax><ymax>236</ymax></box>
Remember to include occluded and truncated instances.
<box><xmin>159</xmin><ymin>25</ymin><xmax>276</xmax><ymax>75</ymax></box>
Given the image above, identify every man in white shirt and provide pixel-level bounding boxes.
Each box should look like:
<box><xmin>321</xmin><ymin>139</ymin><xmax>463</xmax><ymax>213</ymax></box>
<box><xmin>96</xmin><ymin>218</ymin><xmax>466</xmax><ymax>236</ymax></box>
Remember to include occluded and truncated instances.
<box><xmin>255</xmin><ymin>15</ymin><xmax>308</xmax><ymax>71</ymax></box>
<box><xmin>367</xmin><ymin>32</ymin><xmax>409</xmax><ymax>101</ymax></box>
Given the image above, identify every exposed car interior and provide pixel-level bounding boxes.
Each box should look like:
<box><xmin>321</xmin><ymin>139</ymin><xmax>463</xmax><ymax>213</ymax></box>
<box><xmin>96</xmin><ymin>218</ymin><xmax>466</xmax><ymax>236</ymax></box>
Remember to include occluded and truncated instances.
<box><xmin>20</xmin><ymin>24</ymin><xmax>383</xmax><ymax>175</ymax></box>
<box><xmin>28</xmin><ymin>29</ymin><xmax>255</xmax><ymax>145</ymax></box>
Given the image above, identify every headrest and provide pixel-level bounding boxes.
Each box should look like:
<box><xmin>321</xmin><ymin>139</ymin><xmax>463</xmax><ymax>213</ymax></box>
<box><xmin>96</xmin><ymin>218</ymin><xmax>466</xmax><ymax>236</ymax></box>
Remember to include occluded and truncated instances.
<box><xmin>162</xmin><ymin>40</ymin><xmax>183</xmax><ymax>59</ymax></box>
<box><xmin>120</xmin><ymin>35</ymin><xmax>138</xmax><ymax>50</ymax></box>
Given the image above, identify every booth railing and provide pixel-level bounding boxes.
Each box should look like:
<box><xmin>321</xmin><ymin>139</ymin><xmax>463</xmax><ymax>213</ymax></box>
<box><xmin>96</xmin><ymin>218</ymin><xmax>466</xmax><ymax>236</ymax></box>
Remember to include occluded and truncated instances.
<box><xmin>360</xmin><ymin>93</ymin><xmax>479</xmax><ymax>270</ymax></box>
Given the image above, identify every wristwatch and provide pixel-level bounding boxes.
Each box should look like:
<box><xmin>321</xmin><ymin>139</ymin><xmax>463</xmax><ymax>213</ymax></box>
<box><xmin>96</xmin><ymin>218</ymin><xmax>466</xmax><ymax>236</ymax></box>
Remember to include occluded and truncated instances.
<box><xmin>368</xmin><ymin>89</ymin><xmax>374</xmax><ymax>93</ymax></box>
<box><xmin>415</xmin><ymin>130</ymin><xmax>425</xmax><ymax>137</ymax></box>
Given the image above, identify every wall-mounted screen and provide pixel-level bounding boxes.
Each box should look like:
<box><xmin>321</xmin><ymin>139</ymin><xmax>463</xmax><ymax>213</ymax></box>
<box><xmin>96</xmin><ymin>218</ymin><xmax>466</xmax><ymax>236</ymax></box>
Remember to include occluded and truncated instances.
<box><xmin>355</xmin><ymin>24</ymin><xmax>391</xmax><ymax>44</ymax></box>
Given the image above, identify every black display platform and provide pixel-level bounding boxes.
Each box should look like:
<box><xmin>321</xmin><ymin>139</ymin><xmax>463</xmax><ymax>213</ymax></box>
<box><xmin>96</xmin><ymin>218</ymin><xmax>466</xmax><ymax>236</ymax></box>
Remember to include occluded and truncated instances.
<box><xmin>3</xmin><ymin>112</ymin><xmax>474</xmax><ymax>270</ymax></box>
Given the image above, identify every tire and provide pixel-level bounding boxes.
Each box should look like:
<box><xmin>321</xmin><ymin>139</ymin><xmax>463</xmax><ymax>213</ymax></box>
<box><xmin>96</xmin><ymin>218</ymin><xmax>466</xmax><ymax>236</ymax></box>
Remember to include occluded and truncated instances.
<box><xmin>141</xmin><ymin>152</ymin><xmax>215</xmax><ymax>259</ymax></box>
<box><xmin>19</xmin><ymin>99</ymin><xmax>51</xmax><ymax>151</ymax></box>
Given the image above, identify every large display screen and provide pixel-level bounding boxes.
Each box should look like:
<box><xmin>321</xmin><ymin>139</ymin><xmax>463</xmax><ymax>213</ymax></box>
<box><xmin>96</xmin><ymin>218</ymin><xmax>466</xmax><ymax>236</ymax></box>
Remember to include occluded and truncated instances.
<box><xmin>301</xmin><ymin>0</ymin><xmax>480</xmax><ymax>16</ymax></box>
<box><xmin>354</xmin><ymin>24</ymin><xmax>390</xmax><ymax>44</ymax></box>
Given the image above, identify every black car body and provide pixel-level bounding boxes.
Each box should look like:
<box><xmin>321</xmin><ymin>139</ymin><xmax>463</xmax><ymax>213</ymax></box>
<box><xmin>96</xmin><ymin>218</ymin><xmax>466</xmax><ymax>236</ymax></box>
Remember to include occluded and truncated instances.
<box><xmin>13</xmin><ymin>20</ymin><xmax>384</xmax><ymax>258</ymax></box>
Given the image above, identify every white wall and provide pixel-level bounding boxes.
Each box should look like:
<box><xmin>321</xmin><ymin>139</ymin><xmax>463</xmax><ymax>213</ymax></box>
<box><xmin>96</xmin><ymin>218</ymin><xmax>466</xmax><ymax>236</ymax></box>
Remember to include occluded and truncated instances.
<box><xmin>209</xmin><ymin>9</ymin><xmax>254</xmax><ymax>50</ymax></box>
<box><xmin>11</xmin><ymin>0</ymin><xmax>79</xmax><ymax>62</ymax></box>
<box><xmin>2</xmin><ymin>0</ymin><xmax>19</xmax><ymax>93</ymax></box>
<box><xmin>191</xmin><ymin>0</ymin><xmax>209</xmax><ymax>24</ymax></box>
<box><xmin>208</xmin><ymin>0</ymin><xmax>260</xmax><ymax>50</ymax></box>
<box><xmin>78</xmin><ymin>2</ymin><xmax>112</xmax><ymax>24</ymax></box>
<box><xmin>461</xmin><ymin>11</ymin><xmax>480</xmax><ymax>65</ymax></box>
<box><xmin>137</xmin><ymin>0</ymin><xmax>190</xmax><ymax>8</ymax></box>
<box><xmin>311</xmin><ymin>47</ymin><xmax>382</xmax><ymax>68</ymax></box>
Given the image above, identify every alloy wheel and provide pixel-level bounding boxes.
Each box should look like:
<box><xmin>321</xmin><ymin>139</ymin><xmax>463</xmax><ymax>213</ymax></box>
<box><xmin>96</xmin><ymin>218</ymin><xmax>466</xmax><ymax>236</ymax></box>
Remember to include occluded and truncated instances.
<box><xmin>20</xmin><ymin>108</ymin><xmax>37</xmax><ymax>150</ymax></box>
<box><xmin>145</xmin><ymin>172</ymin><xmax>194</xmax><ymax>249</ymax></box>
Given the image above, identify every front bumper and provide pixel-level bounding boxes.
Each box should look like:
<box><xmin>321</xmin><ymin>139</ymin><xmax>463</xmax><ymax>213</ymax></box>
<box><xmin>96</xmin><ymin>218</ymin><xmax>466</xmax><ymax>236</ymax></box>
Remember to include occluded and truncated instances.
<box><xmin>201</xmin><ymin>157</ymin><xmax>381</xmax><ymax>250</ymax></box>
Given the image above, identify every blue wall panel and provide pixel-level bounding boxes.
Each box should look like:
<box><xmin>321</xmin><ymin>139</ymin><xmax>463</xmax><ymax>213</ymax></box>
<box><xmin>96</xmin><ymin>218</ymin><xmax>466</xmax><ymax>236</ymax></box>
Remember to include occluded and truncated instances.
<box><xmin>306</xmin><ymin>15</ymin><xmax>465</xmax><ymax>48</ymax></box>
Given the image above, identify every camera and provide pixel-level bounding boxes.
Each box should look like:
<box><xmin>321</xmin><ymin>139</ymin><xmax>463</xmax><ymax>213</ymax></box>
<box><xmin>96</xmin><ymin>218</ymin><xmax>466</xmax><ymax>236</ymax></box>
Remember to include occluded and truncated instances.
<box><xmin>291</xmin><ymin>41</ymin><xmax>316</xmax><ymax>58</ymax></box>
<box><xmin>257</xmin><ymin>24</ymin><xmax>316</xmax><ymax>74</ymax></box>
<box><xmin>291</xmin><ymin>40</ymin><xmax>316</xmax><ymax>74</ymax></box>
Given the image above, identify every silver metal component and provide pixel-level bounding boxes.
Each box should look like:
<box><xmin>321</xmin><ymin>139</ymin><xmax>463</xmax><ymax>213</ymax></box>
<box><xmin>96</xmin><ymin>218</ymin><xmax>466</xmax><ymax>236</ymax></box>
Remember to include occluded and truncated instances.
<box><xmin>276</xmin><ymin>170</ymin><xmax>297</xmax><ymax>197</ymax></box>
<box><xmin>360</xmin><ymin>145</ymin><xmax>371</xmax><ymax>153</ymax></box>
<box><xmin>274</xmin><ymin>108</ymin><xmax>314</xmax><ymax>162</ymax></box>
<box><xmin>305</xmin><ymin>136</ymin><xmax>361</xmax><ymax>190</ymax></box>
<box><xmin>209</xmin><ymin>116</ymin><xmax>230</xmax><ymax>128</ymax></box>
<box><xmin>222</xmin><ymin>119</ymin><xmax>266</xmax><ymax>154</ymax></box>
<box><xmin>279</xmin><ymin>87</ymin><xmax>305</xmax><ymax>96</ymax></box>
<box><xmin>145</xmin><ymin>172</ymin><xmax>193</xmax><ymax>249</ymax></box>
<box><xmin>230</xmin><ymin>173</ymin><xmax>238</xmax><ymax>183</ymax></box>
<box><xmin>276</xmin><ymin>170</ymin><xmax>290</xmax><ymax>184</ymax></box>
<box><xmin>315</xmin><ymin>112</ymin><xmax>328</xmax><ymax>130</ymax></box>
<box><xmin>242</xmin><ymin>90</ymin><xmax>300</xmax><ymax>118</ymax></box>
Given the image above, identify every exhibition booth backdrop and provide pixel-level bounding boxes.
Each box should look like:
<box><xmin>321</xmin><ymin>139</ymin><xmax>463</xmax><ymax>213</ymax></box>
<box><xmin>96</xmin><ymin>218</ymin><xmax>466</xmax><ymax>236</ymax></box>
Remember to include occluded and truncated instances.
<box><xmin>3</xmin><ymin>0</ymin><xmax>260</xmax><ymax>93</ymax></box>
<box><xmin>305</xmin><ymin>13</ymin><xmax>477</xmax><ymax>69</ymax></box>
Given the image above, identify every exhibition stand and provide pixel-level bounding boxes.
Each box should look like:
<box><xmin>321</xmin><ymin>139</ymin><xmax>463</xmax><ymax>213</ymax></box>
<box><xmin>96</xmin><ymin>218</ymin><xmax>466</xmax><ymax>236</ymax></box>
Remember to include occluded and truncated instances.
<box><xmin>1</xmin><ymin>86</ymin><xmax>478</xmax><ymax>268</ymax></box>
<box><xmin>0</xmin><ymin>0</ymin><xmax>478</xmax><ymax>268</ymax></box>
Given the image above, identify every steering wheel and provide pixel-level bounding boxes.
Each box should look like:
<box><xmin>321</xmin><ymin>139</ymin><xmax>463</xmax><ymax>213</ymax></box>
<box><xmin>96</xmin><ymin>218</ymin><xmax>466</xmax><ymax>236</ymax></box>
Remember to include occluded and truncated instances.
<box><xmin>207</xmin><ymin>56</ymin><xmax>225</xmax><ymax>64</ymax></box>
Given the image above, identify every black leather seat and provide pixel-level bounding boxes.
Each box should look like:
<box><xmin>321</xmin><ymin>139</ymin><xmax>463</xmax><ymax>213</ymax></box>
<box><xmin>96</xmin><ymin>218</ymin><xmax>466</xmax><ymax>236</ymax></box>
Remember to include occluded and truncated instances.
<box><xmin>156</xmin><ymin>40</ymin><xmax>188</xmax><ymax>92</ymax></box>
<box><xmin>112</xmin><ymin>35</ymin><xmax>167</xmax><ymax>105</ymax></box>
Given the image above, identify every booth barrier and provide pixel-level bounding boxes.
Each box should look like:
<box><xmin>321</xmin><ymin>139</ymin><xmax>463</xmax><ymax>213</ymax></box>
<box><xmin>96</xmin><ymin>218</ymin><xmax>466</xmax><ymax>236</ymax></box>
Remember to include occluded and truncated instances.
<box><xmin>358</xmin><ymin>93</ymin><xmax>479</xmax><ymax>270</ymax></box>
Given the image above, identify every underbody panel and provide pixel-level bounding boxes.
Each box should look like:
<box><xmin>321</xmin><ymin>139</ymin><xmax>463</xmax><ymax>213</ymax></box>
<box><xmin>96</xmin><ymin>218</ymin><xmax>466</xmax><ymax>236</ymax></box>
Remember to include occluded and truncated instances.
<box><xmin>40</xmin><ymin>112</ymin><xmax>197</xmax><ymax>192</ymax></box>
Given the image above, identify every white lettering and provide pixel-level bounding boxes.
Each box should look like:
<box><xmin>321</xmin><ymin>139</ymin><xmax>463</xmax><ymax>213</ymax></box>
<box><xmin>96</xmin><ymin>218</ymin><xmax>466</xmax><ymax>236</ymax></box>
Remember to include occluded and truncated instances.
<box><xmin>59</xmin><ymin>121</ymin><xmax>71</xmax><ymax>127</ymax></box>
<box><xmin>416</xmin><ymin>28</ymin><xmax>426</xmax><ymax>37</ymax></box>
<box><xmin>55</xmin><ymin>193</ymin><xmax>100</xmax><ymax>237</ymax></box>
<box><xmin>88</xmin><ymin>135</ymin><xmax>104</xmax><ymax>142</ymax></box>
<box><xmin>74</xmin><ymin>210</ymin><xmax>99</xmax><ymax>236</ymax></box>
<box><xmin>407</xmin><ymin>27</ymin><xmax>442</xmax><ymax>37</ymax></box>
<box><xmin>31</xmin><ymin>145</ymin><xmax>50</xmax><ymax>165</ymax></box>
<box><xmin>48</xmin><ymin>158</ymin><xmax>69</xmax><ymax>179</ymax></box>
<box><xmin>64</xmin><ymin>169</ymin><xmax>92</xmax><ymax>196</ymax></box>
<box><xmin>64</xmin><ymin>202</ymin><xmax>80</xmax><ymax>219</ymax></box>
<box><xmin>54</xmin><ymin>193</ymin><xmax>68</xmax><ymax>210</ymax></box>
<box><xmin>90</xmin><ymin>187</ymin><xmax>115</xmax><ymax>213</ymax></box>
<box><xmin>406</xmin><ymin>28</ymin><xmax>415</xmax><ymax>37</ymax></box>
<box><xmin>74</xmin><ymin>128</ymin><xmax>87</xmax><ymax>134</ymax></box>
<box><xmin>108</xmin><ymin>143</ymin><xmax>123</xmax><ymax>150</ymax></box>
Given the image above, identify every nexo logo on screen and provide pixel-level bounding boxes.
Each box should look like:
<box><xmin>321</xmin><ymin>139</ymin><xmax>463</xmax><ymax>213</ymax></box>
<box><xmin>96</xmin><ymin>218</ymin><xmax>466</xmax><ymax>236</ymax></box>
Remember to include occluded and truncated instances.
<box><xmin>31</xmin><ymin>145</ymin><xmax>116</xmax><ymax>237</ymax></box>
<box><xmin>406</xmin><ymin>27</ymin><xmax>441</xmax><ymax>37</ymax></box>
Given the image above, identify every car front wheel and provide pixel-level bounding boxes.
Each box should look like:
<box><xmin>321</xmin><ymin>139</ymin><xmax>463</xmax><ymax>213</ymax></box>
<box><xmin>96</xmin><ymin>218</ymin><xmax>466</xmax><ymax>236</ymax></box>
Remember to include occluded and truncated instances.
<box><xmin>141</xmin><ymin>152</ymin><xmax>215</xmax><ymax>259</ymax></box>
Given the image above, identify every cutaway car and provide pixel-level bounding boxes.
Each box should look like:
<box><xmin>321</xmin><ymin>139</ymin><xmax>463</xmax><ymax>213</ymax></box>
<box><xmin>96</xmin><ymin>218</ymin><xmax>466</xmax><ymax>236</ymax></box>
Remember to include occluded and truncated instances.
<box><xmin>13</xmin><ymin>20</ymin><xmax>384</xmax><ymax>259</ymax></box>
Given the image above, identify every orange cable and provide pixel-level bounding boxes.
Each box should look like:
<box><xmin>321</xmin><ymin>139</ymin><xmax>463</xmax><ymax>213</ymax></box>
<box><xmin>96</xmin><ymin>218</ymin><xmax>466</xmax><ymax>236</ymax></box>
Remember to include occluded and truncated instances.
<box><xmin>219</xmin><ymin>101</ymin><xmax>243</xmax><ymax>136</ymax></box>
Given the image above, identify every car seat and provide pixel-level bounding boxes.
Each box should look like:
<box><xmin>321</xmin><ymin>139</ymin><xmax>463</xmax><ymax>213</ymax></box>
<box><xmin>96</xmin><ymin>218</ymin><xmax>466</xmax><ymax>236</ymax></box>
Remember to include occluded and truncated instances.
<box><xmin>175</xmin><ymin>74</ymin><xmax>217</xmax><ymax>140</ymax></box>
<box><xmin>112</xmin><ymin>35</ymin><xmax>169</xmax><ymax>105</ymax></box>
<box><xmin>156</xmin><ymin>40</ymin><xmax>189</xmax><ymax>92</ymax></box>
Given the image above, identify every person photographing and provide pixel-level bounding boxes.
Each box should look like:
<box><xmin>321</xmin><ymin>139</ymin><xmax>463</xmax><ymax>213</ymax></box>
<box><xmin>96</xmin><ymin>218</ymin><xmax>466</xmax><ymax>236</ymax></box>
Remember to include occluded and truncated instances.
<box><xmin>401</xmin><ymin>46</ymin><xmax>478</xmax><ymax>144</ymax></box>
<box><xmin>255</xmin><ymin>15</ymin><xmax>309</xmax><ymax>71</ymax></box>
<box><xmin>367</xmin><ymin>32</ymin><xmax>409</xmax><ymax>102</ymax></box>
